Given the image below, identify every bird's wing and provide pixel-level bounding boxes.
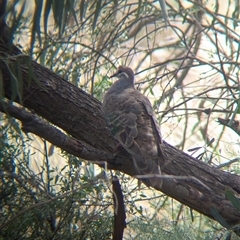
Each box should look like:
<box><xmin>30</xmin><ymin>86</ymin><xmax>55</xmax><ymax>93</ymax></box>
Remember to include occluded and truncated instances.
<box><xmin>137</xmin><ymin>90</ymin><xmax>164</xmax><ymax>159</ymax></box>
<box><xmin>103</xmin><ymin>92</ymin><xmax>143</xmax><ymax>153</ymax></box>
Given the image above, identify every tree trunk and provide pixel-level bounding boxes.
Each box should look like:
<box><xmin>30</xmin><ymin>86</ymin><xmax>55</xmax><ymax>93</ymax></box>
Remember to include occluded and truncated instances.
<box><xmin>1</xmin><ymin>34</ymin><xmax>240</xmax><ymax>228</ymax></box>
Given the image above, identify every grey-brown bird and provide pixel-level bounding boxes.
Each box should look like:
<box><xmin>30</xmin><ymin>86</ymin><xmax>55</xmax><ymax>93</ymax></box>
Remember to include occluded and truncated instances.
<box><xmin>102</xmin><ymin>66</ymin><xmax>164</xmax><ymax>188</ymax></box>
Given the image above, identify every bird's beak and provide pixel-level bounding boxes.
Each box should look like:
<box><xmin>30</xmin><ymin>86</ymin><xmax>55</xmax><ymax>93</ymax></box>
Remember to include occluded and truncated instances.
<box><xmin>109</xmin><ymin>71</ymin><xmax>118</xmax><ymax>78</ymax></box>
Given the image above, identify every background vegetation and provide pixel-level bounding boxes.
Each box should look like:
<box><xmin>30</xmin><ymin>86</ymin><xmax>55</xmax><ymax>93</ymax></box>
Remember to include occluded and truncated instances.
<box><xmin>1</xmin><ymin>0</ymin><xmax>240</xmax><ymax>239</ymax></box>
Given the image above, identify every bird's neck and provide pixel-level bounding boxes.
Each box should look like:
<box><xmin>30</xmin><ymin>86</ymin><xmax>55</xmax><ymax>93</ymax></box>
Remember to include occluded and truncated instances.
<box><xmin>109</xmin><ymin>78</ymin><xmax>134</xmax><ymax>94</ymax></box>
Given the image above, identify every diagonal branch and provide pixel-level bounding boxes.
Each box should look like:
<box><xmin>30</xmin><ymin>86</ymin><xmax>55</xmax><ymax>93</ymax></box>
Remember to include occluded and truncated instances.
<box><xmin>0</xmin><ymin>100</ymin><xmax>115</xmax><ymax>164</ymax></box>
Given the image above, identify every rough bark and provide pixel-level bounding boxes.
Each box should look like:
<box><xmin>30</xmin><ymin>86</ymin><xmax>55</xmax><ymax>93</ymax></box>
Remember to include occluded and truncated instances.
<box><xmin>1</xmin><ymin>37</ymin><xmax>240</xmax><ymax>228</ymax></box>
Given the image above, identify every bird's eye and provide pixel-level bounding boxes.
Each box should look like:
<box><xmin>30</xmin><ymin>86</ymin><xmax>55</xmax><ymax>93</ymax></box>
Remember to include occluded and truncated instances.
<box><xmin>118</xmin><ymin>69</ymin><xmax>123</xmax><ymax>74</ymax></box>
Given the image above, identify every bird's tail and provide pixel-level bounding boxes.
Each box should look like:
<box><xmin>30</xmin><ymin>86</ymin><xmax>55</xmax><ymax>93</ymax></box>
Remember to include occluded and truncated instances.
<box><xmin>133</xmin><ymin>156</ymin><xmax>163</xmax><ymax>188</ymax></box>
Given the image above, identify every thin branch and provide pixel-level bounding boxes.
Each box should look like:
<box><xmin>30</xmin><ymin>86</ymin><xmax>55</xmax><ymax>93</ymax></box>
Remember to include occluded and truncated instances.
<box><xmin>217</xmin><ymin>157</ymin><xmax>240</xmax><ymax>169</ymax></box>
<box><xmin>112</xmin><ymin>176</ymin><xmax>126</xmax><ymax>240</ymax></box>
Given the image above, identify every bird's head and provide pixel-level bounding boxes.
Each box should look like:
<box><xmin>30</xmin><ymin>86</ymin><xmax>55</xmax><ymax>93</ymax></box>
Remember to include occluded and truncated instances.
<box><xmin>110</xmin><ymin>66</ymin><xmax>135</xmax><ymax>86</ymax></box>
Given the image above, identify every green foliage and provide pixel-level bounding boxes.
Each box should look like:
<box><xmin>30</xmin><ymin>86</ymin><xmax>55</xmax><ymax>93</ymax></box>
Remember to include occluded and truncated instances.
<box><xmin>129</xmin><ymin>220</ymin><xmax>214</xmax><ymax>240</ymax></box>
<box><xmin>0</xmin><ymin>117</ymin><xmax>113</xmax><ymax>239</ymax></box>
<box><xmin>225</xmin><ymin>190</ymin><xmax>240</xmax><ymax>211</ymax></box>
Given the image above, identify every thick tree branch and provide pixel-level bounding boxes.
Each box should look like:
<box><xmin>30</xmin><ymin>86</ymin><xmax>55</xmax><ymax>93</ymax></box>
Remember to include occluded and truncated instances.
<box><xmin>1</xmin><ymin>37</ymin><xmax>240</xmax><ymax>228</ymax></box>
<box><xmin>0</xmin><ymin>100</ymin><xmax>115</xmax><ymax>164</ymax></box>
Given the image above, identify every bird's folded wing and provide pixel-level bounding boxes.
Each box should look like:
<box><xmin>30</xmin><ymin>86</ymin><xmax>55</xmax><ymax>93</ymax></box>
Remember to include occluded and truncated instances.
<box><xmin>106</xmin><ymin>98</ymin><xmax>142</xmax><ymax>151</ymax></box>
<box><xmin>139</xmin><ymin>93</ymin><xmax>163</xmax><ymax>139</ymax></box>
<box><xmin>107</xmin><ymin>89</ymin><xmax>163</xmax><ymax>163</ymax></box>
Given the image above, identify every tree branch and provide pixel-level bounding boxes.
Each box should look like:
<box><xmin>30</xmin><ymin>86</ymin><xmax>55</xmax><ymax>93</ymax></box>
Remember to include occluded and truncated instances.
<box><xmin>0</xmin><ymin>100</ymin><xmax>115</xmax><ymax>164</ymax></box>
<box><xmin>218</xmin><ymin>117</ymin><xmax>240</xmax><ymax>136</ymax></box>
<box><xmin>112</xmin><ymin>176</ymin><xmax>126</xmax><ymax>240</ymax></box>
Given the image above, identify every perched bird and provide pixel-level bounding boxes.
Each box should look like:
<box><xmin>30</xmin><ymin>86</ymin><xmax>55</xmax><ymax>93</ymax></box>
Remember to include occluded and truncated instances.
<box><xmin>102</xmin><ymin>66</ymin><xmax>164</xmax><ymax>188</ymax></box>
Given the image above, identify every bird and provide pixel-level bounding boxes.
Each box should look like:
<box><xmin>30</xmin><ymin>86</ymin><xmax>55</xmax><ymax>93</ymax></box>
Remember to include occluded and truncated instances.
<box><xmin>102</xmin><ymin>66</ymin><xmax>164</xmax><ymax>188</ymax></box>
